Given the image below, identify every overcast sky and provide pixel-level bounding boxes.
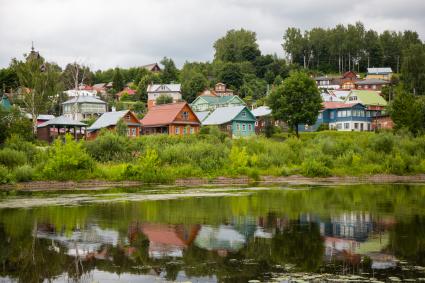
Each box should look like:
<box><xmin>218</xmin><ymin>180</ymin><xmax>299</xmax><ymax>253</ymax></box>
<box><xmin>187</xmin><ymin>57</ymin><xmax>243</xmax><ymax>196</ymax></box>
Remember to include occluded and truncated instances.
<box><xmin>1</xmin><ymin>0</ymin><xmax>424</xmax><ymax>70</ymax></box>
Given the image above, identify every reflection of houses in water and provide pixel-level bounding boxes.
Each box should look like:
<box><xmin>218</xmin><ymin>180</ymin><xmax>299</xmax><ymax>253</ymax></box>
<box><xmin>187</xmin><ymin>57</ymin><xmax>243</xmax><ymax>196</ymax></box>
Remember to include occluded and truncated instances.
<box><xmin>133</xmin><ymin>223</ymin><xmax>200</xmax><ymax>259</ymax></box>
<box><xmin>325</xmin><ymin>213</ymin><xmax>373</xmax><ymax>241</ymax></box>
<box><xmin>194</xmin><ymin>225</ymin><xmax>246</xmax><ymax>256</ymax></box>
<box><xmin>36</xmin><ymin>223</ymin><xmax>119</xmax><ymax>259</ymax></box>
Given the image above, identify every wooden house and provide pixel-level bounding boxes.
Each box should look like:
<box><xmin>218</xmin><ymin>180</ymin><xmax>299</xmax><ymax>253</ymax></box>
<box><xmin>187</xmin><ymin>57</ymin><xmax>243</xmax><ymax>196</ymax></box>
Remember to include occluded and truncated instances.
<box><xmin>198</xmin><ymin>82</ymin><xmax>234</xmax><ymax>97</ymax></box>
<box><xmin>191</xmin><ymin>95</ymin><xmax>245</xmax><ymax>112</ymax></box>
<box><xmin>37</xmin><ymin>116</ymin><xmax>87</xmax><ymax>143</ymax></box>
<box><xmin>86</xmin><ymin>110</ymin><xmax>141</xmax><ymax>139</ymax></box>
<box><xmin>140</xmin><ymin>102</ymin><xmax>201</xmax><ymax>135</ymax></box>
<box><xmin>340</xmin><ymin>71</ymin><xmax>358</xmax><ymax>90</ymax></box>
<box><xmin>366</xmin><ymin>68</ymin><xmax>393</xmax><ymax>81</ymax></box>
<box><xmin>202</xmin><ymin>106</ymin><xmax>256</xmax><ymax>137</ymax></box>
<box><xmin>62</xmin><ymin>96</ymin><xmax>107</xmax><ymax>121</ymax></box>
<box><xmin>355</xmin><ymin>79</ymin><xmax>388</xmax><ymax>91</ymax></box>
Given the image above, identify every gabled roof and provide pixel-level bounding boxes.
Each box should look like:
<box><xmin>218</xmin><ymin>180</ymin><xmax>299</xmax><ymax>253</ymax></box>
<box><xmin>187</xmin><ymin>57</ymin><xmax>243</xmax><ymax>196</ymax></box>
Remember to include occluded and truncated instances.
<box><xmin>193</xmin><ymin>95</ymin><xmax>245</xmax><ymax>105</ymax></box>
<box><xmin>62</xmin><ymin>96</ymin><xmax>106</xmax><ymax>105</ymax></box>
<box><xmin>345</xmin><ymin>90</ymin><xmax>388</xmax><ymax>106</ymax></box>
<box><xmin>194</xmin><ymin>111</ymin><xmax>210</xmax><ymax>122</ymax></box>
<box><xmin>87</xmin><ymin>110</ymin><xmax>135</xmax><ymax>131</ymax></box>
<box><xmin>141</xmin><ymin>102</ymin><xmax>200</xmax><ymax>127</ymax></box>
<box><xmin>147</xmin><ymin>84</ymin><xmax>181</xmax><ymax>92</ymax></box>
<box><xmin>251</xmin><ymin>106</ymin><xmax>272</xmax><ymax>117</ymax></box>
<box><xmin>367</xmin><ymin>68</ymin><xmax>393</xmax><ymax>74</ymax></box>
<box><xmin>203</xmin><ymin>106</ymin><xmax>254</xmax><ymax>125</ymax></box>
<box><xmin>38</xmin><ymin>114</ymin><xmax>55</xmax><ymax>121</ymax></box>
<box><xmin>142</xmin><ymin>63</ymin><xmax>161</xmax><ymax>71</ymax></box>
<box><xmin>38</xmin><ymin>116</ymin><xmax>87</xmax><ymax>128</ymax></box>
<box><xmin>355</xmin><ymin>79</ymin><xmax>388</xmax><ymax>85</ymax></box>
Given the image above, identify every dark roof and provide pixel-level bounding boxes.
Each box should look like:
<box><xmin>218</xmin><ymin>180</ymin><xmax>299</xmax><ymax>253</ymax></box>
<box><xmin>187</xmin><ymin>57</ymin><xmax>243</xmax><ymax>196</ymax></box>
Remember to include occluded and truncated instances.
<box><xmin>38</xmin><ymin>116</ymin><xmax>87</xmax><ymax>128</ymax></box>
<box><xmin>355</xmin><ymin>79</ymin><xmax>388</xmax><ymax>85</ymax></box>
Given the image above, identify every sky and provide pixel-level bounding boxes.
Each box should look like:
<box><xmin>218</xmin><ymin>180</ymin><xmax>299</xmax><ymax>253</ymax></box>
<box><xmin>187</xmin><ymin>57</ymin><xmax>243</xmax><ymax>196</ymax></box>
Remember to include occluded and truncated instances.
<box><xmin>0</xmin><ymin>0</ymin><xmax>424</xmax><ymax>70</ymax></box>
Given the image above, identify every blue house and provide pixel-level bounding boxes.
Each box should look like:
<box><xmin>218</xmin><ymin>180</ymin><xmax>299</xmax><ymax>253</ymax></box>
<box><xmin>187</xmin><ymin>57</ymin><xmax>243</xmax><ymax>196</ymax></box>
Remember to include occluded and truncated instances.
<box><xmin>202</xmin><ymin>106</ymin><xmax>256</xmax><ymax>137</ymax></box>
<box><xmin>299</xmin><ymin>102</ymin><xmax>376</xmax><ymax>132</ymax></box>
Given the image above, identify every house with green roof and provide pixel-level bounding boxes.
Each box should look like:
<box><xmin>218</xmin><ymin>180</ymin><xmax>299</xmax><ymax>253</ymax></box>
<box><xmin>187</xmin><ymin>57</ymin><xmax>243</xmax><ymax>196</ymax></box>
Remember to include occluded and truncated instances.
<box><xmin>344</xmin><ymin>90</ymin><xmax>388</xmax><ymax>110</ymax></box>
<box><xmin>202</xmin><ymin>106</ymin><xmax>256</xmax><ymax>137</ymax></box>
<box><xmin>190</xmin><ymin>95</ymin><xmax>246</xmax><ymax>112</ymax></box>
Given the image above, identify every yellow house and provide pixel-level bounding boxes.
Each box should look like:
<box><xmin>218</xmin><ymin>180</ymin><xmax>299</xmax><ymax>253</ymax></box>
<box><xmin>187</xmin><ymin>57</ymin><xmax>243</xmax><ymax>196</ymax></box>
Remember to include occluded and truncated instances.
<box><xmin>366</xmin><ymin>68</ymin><xmax>393</xmax><ymax>81</ymax></box>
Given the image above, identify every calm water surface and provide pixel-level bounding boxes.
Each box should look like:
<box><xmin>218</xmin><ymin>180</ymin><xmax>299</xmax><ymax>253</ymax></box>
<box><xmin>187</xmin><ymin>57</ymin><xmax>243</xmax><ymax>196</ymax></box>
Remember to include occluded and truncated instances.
<box><xmin>0</xmin><ymin>184</ymin><xmax>425</xmax><ymax>282</ymax></box>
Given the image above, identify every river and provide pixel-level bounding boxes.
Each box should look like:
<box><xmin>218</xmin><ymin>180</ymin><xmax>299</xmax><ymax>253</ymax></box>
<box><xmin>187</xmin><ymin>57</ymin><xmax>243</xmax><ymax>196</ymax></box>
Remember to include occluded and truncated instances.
<box><xmin>0</xmin><ymin>184</ymin><xmax>424</xmax><ymax>282</ymax></box>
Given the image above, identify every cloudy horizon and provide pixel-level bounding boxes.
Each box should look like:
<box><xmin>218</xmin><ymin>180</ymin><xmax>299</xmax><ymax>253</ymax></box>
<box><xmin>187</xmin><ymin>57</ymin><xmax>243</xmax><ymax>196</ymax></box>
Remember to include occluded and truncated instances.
<box><xmin>1</xmin><ymin>0</ymin><xmax>424</xmax><ymax>70</ymax></box>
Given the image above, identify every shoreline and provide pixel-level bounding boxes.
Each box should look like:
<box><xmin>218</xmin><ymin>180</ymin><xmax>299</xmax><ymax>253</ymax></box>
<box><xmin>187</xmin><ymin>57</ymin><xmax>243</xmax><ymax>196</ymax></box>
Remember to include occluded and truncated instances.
<box><xmin>1</xmin><ymin>174</ymin><xmax>425</xmax><ymax>191</ymax></box>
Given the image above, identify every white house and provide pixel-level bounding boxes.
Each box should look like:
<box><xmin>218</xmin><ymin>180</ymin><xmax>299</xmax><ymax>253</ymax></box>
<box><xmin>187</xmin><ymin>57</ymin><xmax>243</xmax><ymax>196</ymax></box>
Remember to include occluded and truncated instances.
<box><xmin>146</xmin><ymin>83</ymin><xmax>182</xmax><ymax>109</ymax></box>
<box><xmin>62</xmin><ymin>96</ymin><xmax>107</xmax><ymax>121</ymax></box>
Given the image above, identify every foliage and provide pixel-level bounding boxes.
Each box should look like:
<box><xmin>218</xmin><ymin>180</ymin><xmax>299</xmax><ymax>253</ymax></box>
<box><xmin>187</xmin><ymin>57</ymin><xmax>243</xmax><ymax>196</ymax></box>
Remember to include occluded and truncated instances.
<box><xmin>0</xmin><ymin>165</ymin><xmax>10</xmax><ymax>184</ymax></box>
<box><xmin>115</xmin><ymin>118</ymin><xmax>128</xmax><ymax>137</ymax></box>
<box><xmin>12</xmin><ymin>53</ymin><xmax>62</xmax><ymax>133</ymax></box>
<box><xmin>389</xmin><ymin>89</ymin><xmax>425</xmax><ymax>134</ymax></box>
<box><xmin>214</xmin><ymin>29</ymin><xmax>260</xmax><ymax>62</ymax></box>
<box><xmin>0</xmin><ymin>107</ymin><xmax>33</xmax><ymax>143</ymax></box>
<box><xmin>112</xmin><ymin>67</ymin><xmax>125</xmax><ymax>92</ymax></box>
<box><xmin>401</xmin><ymin>44</ymin><xmax>425</xmax><ymax>95</ymax></box>
<box><xmin>13</xmin><ymin>165</ymin><xmax>34</xmax><ymax>182</ymax></box>
<box><xmin>160</xmin><ymin>57</ymin><xmax>179</xmax><ymax>83</ymax></box>
<box><xmin>43</xmin><ymin>134</ymin><xmax>95</xmax><ymax>180</ymax></box>
<box><xmin>85</xmin><ymin>131</ymin><xmax>131</xmax><ymax>162</ymax></box>
<box><xmin>181</xmin><ymin>71</ymin><xmax>208</xmax><ymax>102</ymax></box>
<box><xmin>267</xmin><ymin>71</ymin><xmax>321</xmax><ymax>137</ymax></box>
<box><xmin>218</xmin><ymin>62</ymin><xmax>244</xmax><ymax>90</ymax></box>
<box><xmin>0</xmin><ymin>67</ymin><xmax>19</xmax><ymax>91</ymax></box>
<box><xmin>155</xmin><ymin>94</ymin><xmax>173</xmax><ymax>105</ymax></box>
<box><xmin>0</xmin><ymin>148</ymin><xmax>27</xmax><ymax>168</ymax></box>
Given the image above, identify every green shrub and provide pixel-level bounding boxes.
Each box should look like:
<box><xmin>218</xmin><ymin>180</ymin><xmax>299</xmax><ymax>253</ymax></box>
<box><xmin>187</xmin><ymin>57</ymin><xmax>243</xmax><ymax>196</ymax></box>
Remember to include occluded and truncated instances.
<box><xmin>0</xmin><ymin>148</ymin><xmax>27</xmax><ymax>168</ymax></box>
<box><xmin>43</xmin><ymin>135</ymin><xmax>95</xmax><ymax>180</ymax></box>
<box><xmin>13</xmin><ymin>165</ymin><xmax>35</xmax><ymax>182</ymax></box>
<box><xmin>85</xmin><ymin>131</ymin><xmax>132</xmax><ymax>162</ymax></box>
<box><xmin>370</xmin><ymin>133</ymin><xmax>395</xmax><ymax>153</ymax></box>
<box><xmin>301</xmin><ymin>159</ymin><xmax>331</xmax><ymax>177</ymax></box>
<box><xmin>0</xmin><ymin>165</ymin><xmax>10</xmax><ymax>184</ymax></box>
<box><xmin>4</xmin><ymin>134</ymin><xmax>39</xmax><ymax>163</ymax></box>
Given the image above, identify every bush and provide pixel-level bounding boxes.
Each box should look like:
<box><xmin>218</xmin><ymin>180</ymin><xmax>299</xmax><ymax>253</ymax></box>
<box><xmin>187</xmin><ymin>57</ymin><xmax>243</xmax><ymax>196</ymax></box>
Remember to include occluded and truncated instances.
<box><xmin>13</xmin><ymin>165</ymin><xmax>35</xmax><ymax>182</ymax></box>
<box><xmin>4</xmin><ymin>134</ymin><xmax>39</xmax><ymax>163</ymax></box>
<box><xmin>0</xmin><ymin>148</ymin><xmax>27</xmax><ymax>168</ymax></box>
<box><xmin>43</xmin><ymin>135</ymin><xmax>95</xmax><ymax>180</ymax></box>
<box><xmin>370</xmin><ymin>133</ymin><xmax>395</xmax><ymax>153</ymax></box>
<box><xmin>85</xmin><ymin>131</ymin><xmax>132</xmax><ymax>162</ymax></box>
<box><xmin>0</xmin><ymin>165</ymin><xmax>10</xmax><ymax>184</ymax></box>
<box><xmin>301</xmin><ymin>159</ymin><xmax>332</xmax><ymax>177</ymax></box>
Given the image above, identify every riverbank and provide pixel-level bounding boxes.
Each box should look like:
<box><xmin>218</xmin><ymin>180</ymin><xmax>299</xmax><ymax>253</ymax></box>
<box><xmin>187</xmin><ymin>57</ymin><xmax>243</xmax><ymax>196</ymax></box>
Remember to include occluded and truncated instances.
<box><xmin>2</xmin><ymin>174</ymin><xmax>425</xmax><ymax>191</ymax></box>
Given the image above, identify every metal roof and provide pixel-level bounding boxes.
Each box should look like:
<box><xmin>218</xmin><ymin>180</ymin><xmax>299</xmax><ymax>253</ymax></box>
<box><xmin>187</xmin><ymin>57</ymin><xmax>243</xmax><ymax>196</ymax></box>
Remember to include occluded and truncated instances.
<box><xmin>194</xmin><ymin>111</ymin><xmax>210</xmax><ymax>122</ymax></box>
<box><xmin>62</xmin><ymin>96</ymin><xmax>106</xmax><ymax>105</ymax></box>
<box><xmin>367</xmin><ymin>68</ymin><xmax>393</xmax><ymax>74</ymax></box>
<box><xmin>147</xmin><ymin>84</ymin><xmax>181</xmax><ymax>92</ymax></box>
<box><xmin>345</xmin><ymin>90</ymin><xmax>388</xmax><ymax>106</ymax></box>
<box><xmin>38</xmin><ymin>116</ymin><xmax>87</xmax><ymax>128</ymax></box>
<box><xmin>251</xmin><ymin>106</ymin><xmax>272</xmax><ymax>117</ymax></box>
<box><xmin>87</xmin><ymin>110</ymin><xmax>130</xmax><ymax>131</ymax></box>
<box><xmin>203</xmin><ymin>106</ymin><xmax>253</xmax><ymax>125</ymax></box>
<box><xmin>355</xmin><ymin>79</ymin><xmax>388</xmax><ymax>85</ymax></box>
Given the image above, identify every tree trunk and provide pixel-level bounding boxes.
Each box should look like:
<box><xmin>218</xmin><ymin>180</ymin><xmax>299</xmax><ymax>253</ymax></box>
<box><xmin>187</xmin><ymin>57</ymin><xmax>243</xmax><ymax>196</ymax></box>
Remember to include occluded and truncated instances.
<box><xmin>294</xmin><ymin>124</ymin><xmax>299</xmax><ymax>138</ymax></box>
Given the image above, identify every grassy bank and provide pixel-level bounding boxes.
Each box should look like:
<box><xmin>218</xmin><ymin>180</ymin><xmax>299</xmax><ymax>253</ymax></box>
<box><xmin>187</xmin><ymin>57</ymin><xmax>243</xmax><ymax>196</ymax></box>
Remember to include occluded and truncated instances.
<box><xmin>1</xmin><ymin>129</ymin><xmax>425</xmax><ymax>184</ymax></box>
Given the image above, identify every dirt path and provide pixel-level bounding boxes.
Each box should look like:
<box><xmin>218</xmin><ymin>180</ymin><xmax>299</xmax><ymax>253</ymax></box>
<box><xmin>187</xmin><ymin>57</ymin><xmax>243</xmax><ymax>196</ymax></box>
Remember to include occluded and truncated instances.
<box><xmin>1</xmin><ymin>174</ymin><xmax>425</xmax><ymax>191</ymax></box>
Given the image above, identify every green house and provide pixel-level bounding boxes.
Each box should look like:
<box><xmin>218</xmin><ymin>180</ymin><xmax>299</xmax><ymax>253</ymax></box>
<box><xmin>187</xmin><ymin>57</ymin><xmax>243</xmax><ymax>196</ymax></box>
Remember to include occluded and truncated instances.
<box><xmin>344</xmin><ymin>90</ymin><xmax>388</xmax><ymax>108</ymax></box>
<box><xmin>202</xmin><ymin>106</ymin><xmax>256</xmax><ymax>137</ymax></box>
<box><xmin>0</xmin><ymin>95</ymin><xmax>11</xmax><ymax>110</ymax></box>
<box><xmin>190</xmin><ymin>95</ymin><xmax>246</xmax><ymax>112</ymax></box>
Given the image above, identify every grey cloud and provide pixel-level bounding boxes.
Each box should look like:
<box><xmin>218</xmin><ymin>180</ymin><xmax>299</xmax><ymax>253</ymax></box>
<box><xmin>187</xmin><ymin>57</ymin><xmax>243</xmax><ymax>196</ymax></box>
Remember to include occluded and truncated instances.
<box><xmin>0</xmin><ymin>0</ymin><xmax>424</xmax><ymax>70</ymax></box>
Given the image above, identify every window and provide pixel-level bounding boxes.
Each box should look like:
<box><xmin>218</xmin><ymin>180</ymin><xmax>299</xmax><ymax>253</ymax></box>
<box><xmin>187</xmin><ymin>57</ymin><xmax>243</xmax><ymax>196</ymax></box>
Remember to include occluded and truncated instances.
<box><xmin>367</xmin><ymin>123</ymin><xmax>371</xmax><ymax>131</ymax></box>
<box><xmin>125</xmin><ymin>114</ymin><xmax>131</xmax><ymax>120</ymax></box>
<box><xmin>241</xmin><ymin>111</ymin><xmax>246</xmax><ymax>117</ymax></box>
<box><xmin>337</xmin><ymin>111</ymin><xmax>341</xmax><ymax>118</ymax></box>
<box><xmin>344</xmin><ymin>123</ymin><xmax>349</xmax><ymax>129</ymax></box>
<box><xmin>248</xmin><ymin>124</ymin><xmax>252</xmax><ymax>131</ymax></box>
<box><xmin>190</xmin><ymin>127</ymin><xmax>194</xmax><ymax>134</ymax></box>
<box><xmin>366</xmin><ymin>111</ymin><xmax>371</xmax><ymax>117</ymax></box>
<box><xmin>236</xmin><ymin>124</ymin><xmax>240</xmax><ymax>131</ymax></box>
<box><xmin>330</xmin><ymin>112</ymin><xmax>335</xmax><ymax>119</ymax></box>
<box><xmin>175</xmin><ymin>127</ymin><xmax>180</xmax><ymax>134</ymax></box>
<box><xmin>181</xmin><ymin>111</ymin><xmax>189</xmax><ymax>120</ymax></box>
<box><xmin>346</xmin><ymin>110</ymin><xmax>351</xmax><ymax>117</ymax></box>
<box><xmin>255</xmin><ymin>121</ymin><xmax>258</xmax><ymax>126</ymax></box>
<box><xmin>336</xmin><ymin>123</ymin><xmax>342</xmax><ymax>130</ymax></box>
<box><xmin>354</xmin><ymin>123</ymin><xmax>359</xmax><ymax>129</ymax></box>
<box><xmin>242</xmin><ymin>124</ymin><xmax>246</xmax><ymax>131</ymax></box>
<box><xmin>183</xmin><ymin>127</ymin><xmax>187</xmax><ymax>135</ymax></box>
<box><xmin>132</xmin><ymin>128</ymin><xmax>136</xmax><ymax>136</ymax></box>
<box><xmin>349</xmin><ymin>96</ymin><xmax>358</xmax><ymax>101</ymax></box>
<box><xmin>127</xmin><ymin>129</ymin><xmax>131</xmax><ymax>137</ymax></box>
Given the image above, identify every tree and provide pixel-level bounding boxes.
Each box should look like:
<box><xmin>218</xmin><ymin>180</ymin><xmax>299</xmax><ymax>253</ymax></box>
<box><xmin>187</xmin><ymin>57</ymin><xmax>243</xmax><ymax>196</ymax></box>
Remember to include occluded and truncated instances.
<box><xmin>12</xmin><ymin>54</ymin><xmax>61</xmax><ymax>134</ymax></box>
<box><xmin>389</xmin><ymin>89</ymin><xmax>423</xmax><ymax>134</ymax></box>
<box><xmin>112</xmin><ymin>67</ymin><xmax>124</xmax><ymax>92</ymax></box>
<box><xmin>218</xmin><ymin>62</ymin><xmax>244</xmax><ymax>90</ymax></box>
<box><xmin>156</xmin><ymin>94</ymin><xmax>173</xmax><ymax>105</ymax></box>
<box><xmin>0</xmin><ymin>67</ymin><xmax>19</xmax><ymax>92</ymax></box>
<box><xmin>181</xmin><ymin>71</ymin><xmax>208</xmax><ymax>102</ymax></box>
<box><xmin>160</xmin><ymin>57</ymin><xmax>179</xmax><ymax>83</ymax></box>
<box><xmin>61</xmin><ymin>62</ymin><xmax>93</xmax><ymax>90</ymax></box>
<box><xmin>116</xmin><ymin>119</ymin><xmax>128</xmax><ymax>136</ymax></box>
<box><xmin>401</xmin><ymin>44</ymin><xmax>425</xmax><ymax>96</ymax></box>
<box><xmin>214</xmin><ymin>29</ymin><xmax>260</xmax><ymax>62</ymax></box>
<box><xmin>0</xmin><ymin>106</ymin><xmax>33</xmax><ymax>143</ymax></box>
<box><xmin>267</xmin><ymin>71</ymin><xmax>321</xmax><ymax>137</ymax></box>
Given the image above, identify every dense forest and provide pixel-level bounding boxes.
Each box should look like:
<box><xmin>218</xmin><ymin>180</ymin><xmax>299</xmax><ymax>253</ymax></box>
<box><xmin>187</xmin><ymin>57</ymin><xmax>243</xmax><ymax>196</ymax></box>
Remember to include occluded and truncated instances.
<box><xmin>1</xmin><ymin>22</ymin><xmax>425</xmax><ymax>107</ymax></box>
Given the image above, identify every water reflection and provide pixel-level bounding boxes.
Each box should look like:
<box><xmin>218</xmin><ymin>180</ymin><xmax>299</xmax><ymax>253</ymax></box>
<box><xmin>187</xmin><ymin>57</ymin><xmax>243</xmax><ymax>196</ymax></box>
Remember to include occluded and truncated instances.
<box><xmin>1</xmin><ymin>185</ymin><xmax>425</xmax><ymax>282</ymax></box>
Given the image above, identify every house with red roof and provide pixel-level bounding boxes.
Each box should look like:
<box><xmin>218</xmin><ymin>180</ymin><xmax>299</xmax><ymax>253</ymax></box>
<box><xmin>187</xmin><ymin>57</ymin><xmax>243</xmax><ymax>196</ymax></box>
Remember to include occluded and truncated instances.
<box><xmin>140</xmin><ymin>102</ymin><xmax>201</xmax><ymax>135</ymax></box>
<box><xmin>116</xmin><ymin>87</ymin><xmax>137</xmax><ymax>100</ymax></box>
